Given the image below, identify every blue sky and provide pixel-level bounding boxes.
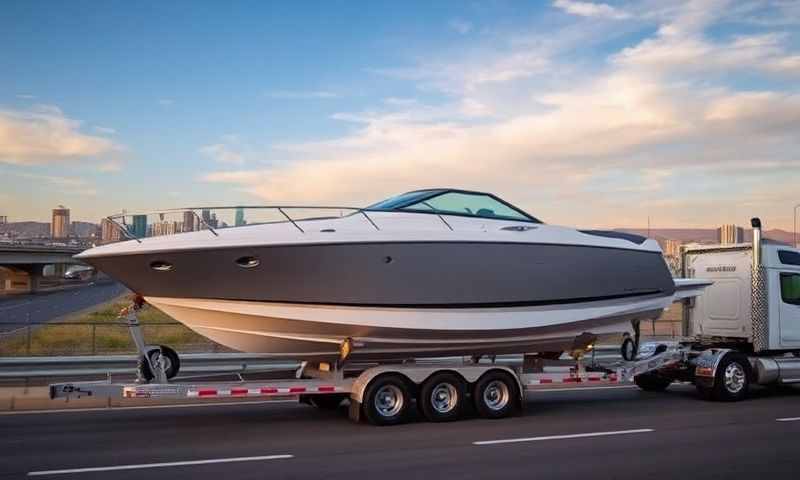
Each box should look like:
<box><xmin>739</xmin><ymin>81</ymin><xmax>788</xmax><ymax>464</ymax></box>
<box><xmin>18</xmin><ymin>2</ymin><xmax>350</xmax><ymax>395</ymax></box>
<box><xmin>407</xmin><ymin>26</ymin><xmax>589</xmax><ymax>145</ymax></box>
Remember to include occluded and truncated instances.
<box><xmin>1</xmin><ymin>0</ymin><xmax>799</xmax><ymax>229</ymax></box>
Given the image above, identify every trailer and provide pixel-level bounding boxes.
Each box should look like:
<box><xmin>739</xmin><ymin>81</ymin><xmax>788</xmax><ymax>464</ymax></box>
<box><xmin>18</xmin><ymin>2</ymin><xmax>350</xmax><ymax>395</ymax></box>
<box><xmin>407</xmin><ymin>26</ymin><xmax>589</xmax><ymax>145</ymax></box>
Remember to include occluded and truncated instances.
<box><xmin>49</xmin><ymin>218</ymin><xmax>800</xmax><ymax>425</ymax></box>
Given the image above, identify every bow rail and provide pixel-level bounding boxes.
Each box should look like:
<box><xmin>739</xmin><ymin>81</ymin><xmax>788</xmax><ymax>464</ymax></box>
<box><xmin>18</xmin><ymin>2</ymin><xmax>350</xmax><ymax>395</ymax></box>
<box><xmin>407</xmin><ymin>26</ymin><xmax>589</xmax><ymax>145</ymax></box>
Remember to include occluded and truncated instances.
<box><xmin>103</xmin><ymin>206</ymin><xmax>381</xmax><ymax>244</ymax></box>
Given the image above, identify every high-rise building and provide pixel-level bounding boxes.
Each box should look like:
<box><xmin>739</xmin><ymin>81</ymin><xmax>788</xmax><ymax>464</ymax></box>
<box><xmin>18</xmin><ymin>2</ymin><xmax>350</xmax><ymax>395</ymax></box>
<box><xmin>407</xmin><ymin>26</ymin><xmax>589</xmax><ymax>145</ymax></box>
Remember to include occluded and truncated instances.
<box><xmin>100</xmin><ymin>218</ymin><xmax>121</xmax><ymax>243</ymax></box>
<box><xmin>716</xmin><ymin>224</ymin><xmax>745</xmax><ymax>245</ymax></box>
<box><xmin>662</xmin><ymin>239</ymin><xmax>683</xmax><ymax>258</ymax></box>
<box><xmin>182</xmin><ymin>211</ymin><xmax>196</xmax><ymax>232</ymax></box>
<box><xmin>0</xmin><ymin>216</ymin><xmax>7</xmax><ymax>224</ymax></box>
<box><xmin>131</xmin><ymin>215</ymin><xmax>148</xmax><ymax>238</ymax></box>
<box><xmin>51</xmin><ymin>206</ymin><xmax>70</xmax><ymax>238</ymax></box>
<box><xmin>235</xmin><ymin>207</ymin><xmax>246</xmax><ymax>227</ymax></box>
<box><xmin>151</xmin><ymin>220</ymin><xmax>180</xmax><ymax>237</ymax></box>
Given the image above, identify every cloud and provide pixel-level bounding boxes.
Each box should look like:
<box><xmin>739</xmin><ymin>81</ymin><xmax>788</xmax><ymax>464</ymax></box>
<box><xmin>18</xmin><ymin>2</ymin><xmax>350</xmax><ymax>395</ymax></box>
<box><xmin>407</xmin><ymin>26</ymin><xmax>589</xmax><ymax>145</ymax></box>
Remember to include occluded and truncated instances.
<box><xmin>264</xmin><ymin>90</ymin><xmax>339</xmax><ymax>99</ymax></box>
<box><xmin>0</xmin><ymin>105</ymin><xmax>121</xmax><ymax>166</ymax></box>
<box><xmin>205</xmin><ymin>0</ymin><xmax>800</xmax><ymax>229</ymax></box>
<box><xmin>158</xmin><ymin>99</ymin><xmax>174</xmax><ymax>106</ymax></box>
<box><xmin>5</xmin><ymin>171</ymin><xmax>97</xmax><ymax>196</ymax></box>
<box><xmin>16</xmin><ymin>94</ymin><xmax>36</xmax><ymax>100</ymax></box>
<box><xmin>553</xmin><ymin>0</ymin><xmax>631</xmax><ymax>20</ymax></box>
<box><xmin>93</xmin><ymin>126</ymin><xmax>116</xmax><ymax>135</ymax></box>
<box><xmin>448</xmin><ymin>18</ymin><xmax>473</xmax><ymax>34</ymax></box>
<box><xmin>200</xmin><ymin>135</ymin><xmax>248</xmax><ymax>165</ymax></box>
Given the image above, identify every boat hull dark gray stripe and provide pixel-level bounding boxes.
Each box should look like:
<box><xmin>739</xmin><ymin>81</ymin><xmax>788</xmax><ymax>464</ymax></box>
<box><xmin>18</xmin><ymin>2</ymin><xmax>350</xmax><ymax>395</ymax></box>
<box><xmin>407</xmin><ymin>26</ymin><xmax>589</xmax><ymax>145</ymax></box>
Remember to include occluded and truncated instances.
<box><xmin>85</xmin><ymin>241</ymin><xmax>675</xmax><ymax>307</ymax></box>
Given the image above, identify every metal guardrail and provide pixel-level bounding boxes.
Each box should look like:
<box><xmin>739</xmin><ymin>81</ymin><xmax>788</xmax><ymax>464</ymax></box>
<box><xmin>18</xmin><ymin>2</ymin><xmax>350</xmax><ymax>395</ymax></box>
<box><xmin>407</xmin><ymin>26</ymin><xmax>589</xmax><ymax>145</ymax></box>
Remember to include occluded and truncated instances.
<box><xmin>0</xmin><ymin>353</ymin><xmax>300</xmax><ymax>379</ymax></box>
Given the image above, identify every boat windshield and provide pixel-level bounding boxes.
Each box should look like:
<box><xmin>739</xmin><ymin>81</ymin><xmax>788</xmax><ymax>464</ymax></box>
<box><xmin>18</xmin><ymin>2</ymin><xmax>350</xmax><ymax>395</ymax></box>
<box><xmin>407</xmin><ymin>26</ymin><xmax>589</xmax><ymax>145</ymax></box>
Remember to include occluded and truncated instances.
<box><xmin>368</xmin><ymin>189</ymin><xmax>540</xmax><ymax>223</ymax></box>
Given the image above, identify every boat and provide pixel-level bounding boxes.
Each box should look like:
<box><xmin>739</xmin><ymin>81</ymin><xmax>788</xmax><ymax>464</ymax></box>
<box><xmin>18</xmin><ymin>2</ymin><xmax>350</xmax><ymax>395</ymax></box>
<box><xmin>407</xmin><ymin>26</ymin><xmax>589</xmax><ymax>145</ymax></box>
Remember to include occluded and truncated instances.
<box><xmin>77</xmin><ymin>188</ymin><xmax>707</xmax><ymax>361</ymax></box>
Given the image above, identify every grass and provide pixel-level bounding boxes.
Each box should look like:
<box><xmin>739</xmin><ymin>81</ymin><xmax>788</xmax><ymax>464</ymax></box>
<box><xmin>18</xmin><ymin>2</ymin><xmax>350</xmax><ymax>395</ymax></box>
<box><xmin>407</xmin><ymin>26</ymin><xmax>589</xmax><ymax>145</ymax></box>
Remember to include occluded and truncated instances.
<box><xmin>0</xmin><ymin>298</ymin><xmax>218</xmax><ymax>356</ymax></box>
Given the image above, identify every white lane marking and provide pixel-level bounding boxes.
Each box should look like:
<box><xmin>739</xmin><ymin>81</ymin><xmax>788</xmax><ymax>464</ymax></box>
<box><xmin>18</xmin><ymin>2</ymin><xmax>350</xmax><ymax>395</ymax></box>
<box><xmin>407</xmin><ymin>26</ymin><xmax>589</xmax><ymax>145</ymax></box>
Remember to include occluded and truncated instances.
<box><xmin>0</xmin><ymin>399</ymin><xmax>298</xmax><ymax>416</ymax></box>
<box><xmin>28</xmin><ymin>454</ymin><xmax>293</xmax><ymax>476</ymax></box>
<box><xmin>474</xmin><ymin>428</ymin><xmax>654</xmax><ymax>446</ymax></box>
<box><xmin>776</xmin><ymin>417</ymin><xmax>800</xmax><ymax>422</ymax></box>
<box><xmin>529</xmin><ymin>385</ymin><xmax>637</xmax><ymax>393</ymax></box>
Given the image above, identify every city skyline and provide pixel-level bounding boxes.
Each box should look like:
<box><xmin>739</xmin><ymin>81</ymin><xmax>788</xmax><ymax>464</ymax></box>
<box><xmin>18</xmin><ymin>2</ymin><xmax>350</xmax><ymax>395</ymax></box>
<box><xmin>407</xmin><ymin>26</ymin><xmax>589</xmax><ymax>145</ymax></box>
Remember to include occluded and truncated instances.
<box><xmin>2</xmin><ymin>1</ymin><xmax>800</xmax><ymax>229</ymax></box>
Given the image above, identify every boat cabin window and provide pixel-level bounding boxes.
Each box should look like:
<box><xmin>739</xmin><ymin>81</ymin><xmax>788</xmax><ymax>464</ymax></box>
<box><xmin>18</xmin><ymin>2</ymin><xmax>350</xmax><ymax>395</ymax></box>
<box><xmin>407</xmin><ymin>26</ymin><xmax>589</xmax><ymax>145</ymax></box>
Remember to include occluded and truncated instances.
<box><xmin>404</xmin><ymin>192</ymin><xmax>534</xmax><ymax>222</ymax></box>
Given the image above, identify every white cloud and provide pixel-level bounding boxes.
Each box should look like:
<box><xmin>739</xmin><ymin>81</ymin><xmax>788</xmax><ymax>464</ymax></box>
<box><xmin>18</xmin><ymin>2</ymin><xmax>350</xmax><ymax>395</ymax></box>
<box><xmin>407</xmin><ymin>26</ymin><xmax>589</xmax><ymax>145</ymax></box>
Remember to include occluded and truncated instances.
<box><xmin>158</xmin><ymin>99</ymin><xmax>174</xmax><ymax>106</ymax></box>
<box><xmin>264</xmin><ymin>90</ymin><xmax>339</xmax><ymax>99</ymax></box>
<box><xmin>553</xmin><ymin>0</ymin><xmax>631</xmax><ymax>20</ymax></box>
<box><xmin>93</xmin><ymin>126</ymin><xmax>116</xmax><ymax>135</ymax></box>
<box><xmin>6</xmin><ymin>171</ymin><xmax>97</xmax><ymax>196</ymax></box>
<box><xmin>200</xmin><ymin>135</ymin><xmax>248</xmax><ymax>165</ymax></box>
<box><xmin>0</xmin><ymin>105</ymin><xmax>120</xmax><ymax>166</ymax></box>
<box><xmin>448</xmin><ymin>18</ymin><xmax>473</xmax><ymax>34</ymax></box>
<box><xmin>205</xmin><ymin>0</ymin><xmax>800</xmax><ymax>229</ymax></box>
<box><xmin>16</xmin><ymin>94</ymin><xmax>36</xmax><ymax>100</ymax></box>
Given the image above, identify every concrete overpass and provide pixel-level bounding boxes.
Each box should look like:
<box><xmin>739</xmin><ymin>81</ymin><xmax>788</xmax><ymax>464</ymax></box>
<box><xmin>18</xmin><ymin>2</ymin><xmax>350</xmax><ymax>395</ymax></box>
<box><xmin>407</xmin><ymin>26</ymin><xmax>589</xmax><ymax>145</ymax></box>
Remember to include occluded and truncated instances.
<box><xmin>0</xmin><ymin>245</ymin><xmax>87</xmax><ymax>293</ymax></box>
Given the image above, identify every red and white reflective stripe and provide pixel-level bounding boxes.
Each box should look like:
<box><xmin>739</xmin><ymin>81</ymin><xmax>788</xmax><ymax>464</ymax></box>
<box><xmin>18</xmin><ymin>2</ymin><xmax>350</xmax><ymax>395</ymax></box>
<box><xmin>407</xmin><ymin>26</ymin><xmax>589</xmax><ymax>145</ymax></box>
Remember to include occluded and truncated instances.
<box><xmin>185</xmin><ymin>385</ymin><xmax>342</xmax><ymax>398</ymax></box>
<box><xmin>525</xmin><ymin>374</ymin><xmax>619</xmax><ymax>386</ymax></box>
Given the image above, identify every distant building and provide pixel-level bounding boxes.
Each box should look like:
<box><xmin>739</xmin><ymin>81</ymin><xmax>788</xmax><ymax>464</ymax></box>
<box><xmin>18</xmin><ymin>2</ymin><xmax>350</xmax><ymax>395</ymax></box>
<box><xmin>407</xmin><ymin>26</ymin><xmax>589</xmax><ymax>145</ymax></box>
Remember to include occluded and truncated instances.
<box><xmin>150</xmin><ymin>220</ymin><xmax>180</xmax><ymax>237</ymax></box>
<box><xmin>130</xmin><ymin>215</ymin><xmax>148</xmax><ymax>238</ymax></box>
<box><xmin>182</xmin><ymin>211</ymin><xmax>196</xmax><ymax>232</ymax></box>
<box><xmin>51</xmin><ymin>206</ymin><xmax>70</xmax><ymax>239</ymax></box>
<box><xmin>235</xmin><ymin>207</ymin><xmax>246</xmax><ymax>227</ymax></box>
<box><xmin>716</xmin><ymin>224</ymin><xmax>745</xmax><ymax>245</ymax></box>
<box><xmin>0</xmin><ymin>216</ymin><xmax>7</xmax><ymax>225</ymax></box>
<box><xmin>100</xmin><ymin>218</ymin><xmax>121</xmax><ymax>243</ymax></box>
<box><xmin>663</xmin><ymin>239</ymin><xmax>683</xmax><ymax>258</ymax></box>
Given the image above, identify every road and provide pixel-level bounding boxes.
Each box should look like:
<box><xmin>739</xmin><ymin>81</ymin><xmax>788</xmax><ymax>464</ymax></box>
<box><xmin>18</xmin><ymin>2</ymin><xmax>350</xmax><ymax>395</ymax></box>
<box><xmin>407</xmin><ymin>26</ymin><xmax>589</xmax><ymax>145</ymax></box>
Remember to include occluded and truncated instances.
<box><xmin>0</xmin><ymin>282</ymin><xmax>129</xmax><ymax>333</ymax></box>
<box><xmin>2</xmin><ymin>384</ymin><xmax>798</xmax><ymax>479</ymax></box>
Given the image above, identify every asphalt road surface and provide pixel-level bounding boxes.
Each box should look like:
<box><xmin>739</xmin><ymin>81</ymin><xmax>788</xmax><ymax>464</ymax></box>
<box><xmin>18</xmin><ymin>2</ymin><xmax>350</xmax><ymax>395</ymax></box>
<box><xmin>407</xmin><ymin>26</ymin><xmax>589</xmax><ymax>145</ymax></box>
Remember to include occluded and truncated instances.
<box><xmin>0</xmin><ymin>282</ymin><xmax>129</xmax><ymax>333</ymax></box>
<box><xmin>2</xmin><ymin>384</ymin><xmax>798</xmax><ymax>479</ymax></box>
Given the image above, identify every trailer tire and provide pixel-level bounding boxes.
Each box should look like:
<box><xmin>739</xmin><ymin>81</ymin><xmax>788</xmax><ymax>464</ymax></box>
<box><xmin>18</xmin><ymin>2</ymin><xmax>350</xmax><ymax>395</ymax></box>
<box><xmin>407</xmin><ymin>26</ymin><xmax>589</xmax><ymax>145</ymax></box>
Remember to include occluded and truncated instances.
<box><xmin>138</xmin><ymin>346</ymin><xmax>180</xmax><ymax>381</ymax></box>
<box><xmin>362</xmin><ymin>374</ymin><xmax>412</xmax><ymax>426</ymax></box>
<box><xmin>419</xmin><ymin>373</ymin><xmax>466</xmax><ymax>422</ymax></box>
<box><xmin>634</xmin><ymin>373</ymin><xmax>672</xmax><ymax>392</ymax></box>
<box><xmin>473</xmin><ymin>371</ymin><xmax>518</xmax><ymax>420</ymax></box>
<box><xmin>697</xmin><ymin>353</ymin><xmax>751</xmax><ymax>402</ymax></box>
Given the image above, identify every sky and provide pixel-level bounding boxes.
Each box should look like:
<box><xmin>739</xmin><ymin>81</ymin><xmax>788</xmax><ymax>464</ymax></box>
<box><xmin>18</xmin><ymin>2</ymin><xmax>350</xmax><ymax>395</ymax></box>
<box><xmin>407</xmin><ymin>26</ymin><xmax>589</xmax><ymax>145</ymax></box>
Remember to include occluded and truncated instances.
<box><xmin>1</xmin><ymin>0</ymin><xmax>799</xmax><ymax>230</ymax></box>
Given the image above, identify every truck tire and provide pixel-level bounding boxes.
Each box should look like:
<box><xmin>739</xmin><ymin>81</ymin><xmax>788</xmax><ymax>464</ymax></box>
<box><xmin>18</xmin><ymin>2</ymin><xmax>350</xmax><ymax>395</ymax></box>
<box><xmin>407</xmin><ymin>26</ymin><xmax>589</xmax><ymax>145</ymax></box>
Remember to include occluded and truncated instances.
<box><xmin>419</xmin><ymin>373</ymin><xmax>466</xmax><ymax>422</ymax></box>
<box><xmin>473</xmin><ymin>371</ymin><xmax>518</xmax><ymax>420</ymax></box>
<box><xmin>634</xmin><ymin>373</ymin><xmax>672</xmax><ymax>392</ymax></box>
<box><xmin>696</xmin><ymin>353</ymin><xmax>751</xmax><ymax>402</ymax></box>
<box><xmin>362</xmin><ymin>375</ymin><xmax>412</xmax><ymax>426</ymax></box>
<box><xmin>138</xmin><ymin>345</ymin><xmax>180</xmax><ymax>381</ymax></box>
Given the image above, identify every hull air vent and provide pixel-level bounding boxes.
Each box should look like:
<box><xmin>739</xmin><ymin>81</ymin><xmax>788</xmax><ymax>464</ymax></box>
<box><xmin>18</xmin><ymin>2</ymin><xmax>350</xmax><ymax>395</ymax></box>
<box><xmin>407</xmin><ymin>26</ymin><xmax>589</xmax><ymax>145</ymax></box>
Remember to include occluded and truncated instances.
<box><xmin>235</xmin><ymin>256</ymin><xmax>261</xmax><ymax>269</ymax></box>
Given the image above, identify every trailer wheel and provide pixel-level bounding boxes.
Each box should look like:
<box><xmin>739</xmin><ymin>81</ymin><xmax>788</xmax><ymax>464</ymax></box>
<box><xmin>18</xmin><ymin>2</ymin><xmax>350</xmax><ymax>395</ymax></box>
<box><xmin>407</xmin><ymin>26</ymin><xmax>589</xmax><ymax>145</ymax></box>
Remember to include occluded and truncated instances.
<box><xmin>309</xmin><ymin>393</ymin><xmax>347</xmax><ymax>410</ymax></box>
<box><xmin>697</xmin><ymin>353</ymin><xmax>751</xmax><ymax>402</ymax></box>
<box><xmin>474</xmin><ymin>371</ymin><xmax>518</xmax><ymax>420</ymax></box>
<box><xmin>621</xmin><ymin>337</ymin><xmax>637</xmax><ymax>361</ymax></box>
<box><xmin>419</xmin><ymin>373</ymin><xmax>466</xmax><ymax>422</ymax></box>
<box><xmin>362</xmin><ymin>375</ymin><xmax>412</xmax><ymax>426</ymax></box>
<box><xmin>138</xmin><ymin>346</ymin><xmax>180</xmax><ymax>381</ymax></box>
<box><xmin>634</xmin><ymin>373</ymin><xmax>672</xmax><ymax>392</ymax></box>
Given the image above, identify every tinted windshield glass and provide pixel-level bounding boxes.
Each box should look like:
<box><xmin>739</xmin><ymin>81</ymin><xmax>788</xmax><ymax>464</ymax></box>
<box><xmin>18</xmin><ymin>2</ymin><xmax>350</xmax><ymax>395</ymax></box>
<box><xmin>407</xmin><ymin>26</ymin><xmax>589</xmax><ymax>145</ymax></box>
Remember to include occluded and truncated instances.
<box><xmin>367</xmin><ymin>190</ymin><xmax>443</xmax><ymax>210</ymax></box>
<box><xmin>404</xmin><ymin>192</ymin><xmax>534</xmax><ymax>222</ymax></box>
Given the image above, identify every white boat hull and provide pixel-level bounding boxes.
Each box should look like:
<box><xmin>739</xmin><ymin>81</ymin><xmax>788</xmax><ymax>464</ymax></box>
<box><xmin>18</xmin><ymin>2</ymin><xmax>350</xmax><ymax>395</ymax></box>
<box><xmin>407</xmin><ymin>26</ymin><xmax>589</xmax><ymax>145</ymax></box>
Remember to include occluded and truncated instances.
<box><xmin>146</xmin><ymin>294</ymin><xmax>675</xmax><ymax>360</ymax></box>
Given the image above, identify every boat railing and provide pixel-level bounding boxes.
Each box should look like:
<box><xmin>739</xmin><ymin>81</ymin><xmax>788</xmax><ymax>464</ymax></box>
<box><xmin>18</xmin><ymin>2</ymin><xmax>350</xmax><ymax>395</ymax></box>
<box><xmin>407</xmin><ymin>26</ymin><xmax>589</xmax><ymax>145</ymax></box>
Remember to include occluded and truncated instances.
<box><xmin>101</xmin><ymin>206</ymin><xmax>383</xmax><ymax>244</ymax></box>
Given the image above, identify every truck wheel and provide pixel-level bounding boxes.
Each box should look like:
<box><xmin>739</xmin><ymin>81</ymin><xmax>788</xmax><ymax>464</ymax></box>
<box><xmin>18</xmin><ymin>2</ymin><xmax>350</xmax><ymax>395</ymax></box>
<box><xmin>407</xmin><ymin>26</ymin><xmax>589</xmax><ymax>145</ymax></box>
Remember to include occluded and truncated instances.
<box><xmin>138</xmin><ymin>346</ymin><xmax>180</xmax><ymax>381</ymax></box>
<box><xmin>634</xmin><ymin>373</ymin><xmax>672</xmax><ymax>392</ymax></box>
<box><xmin>697</xmin><ymin>353</ymin><xmax>751</xmax><ymax>402</ymax></box>
<box><xmin>473</xmin><ymin>371</ymin><xmax>518</xmax><ymax>419</ymax></box>
<box><xmin>309</xmin><ymin>394</ymin><xmax>347</xmax><ymax>410</ymax></box>
<box><xmin>419</xmin><ymin>373</ymin><xmax>466</xmax><ymax>422</ymax></box>
<box><xmin>362</xmin><ymin>375</ymin><xmax>411</xmax><ymax>426</ymax></box>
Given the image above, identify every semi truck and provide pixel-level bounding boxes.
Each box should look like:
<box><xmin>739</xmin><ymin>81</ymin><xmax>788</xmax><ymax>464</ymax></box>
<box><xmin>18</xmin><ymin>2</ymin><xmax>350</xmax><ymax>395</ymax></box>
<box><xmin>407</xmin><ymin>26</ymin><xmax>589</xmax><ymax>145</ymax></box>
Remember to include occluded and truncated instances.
<box><xmin>49</xmin><ymin>218</ymin><xmax>800</xmax><ymax>425</ymax></box>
